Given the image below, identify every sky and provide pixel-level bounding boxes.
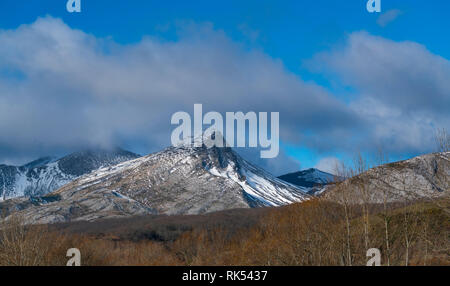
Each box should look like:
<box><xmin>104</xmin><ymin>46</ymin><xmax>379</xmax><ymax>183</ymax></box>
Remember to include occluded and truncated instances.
<box><xmin>0</xmin><ymin>0</ymin><xmax>449</xmax><ymax>175</ymax></box>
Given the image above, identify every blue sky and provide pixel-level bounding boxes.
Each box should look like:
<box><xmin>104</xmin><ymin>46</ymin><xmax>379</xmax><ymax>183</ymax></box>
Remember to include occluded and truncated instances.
<box><xmin>0</xmin><ymin>1</ymin><xmax>449</xmax><ymax>174</ymax></box>
<box><xmin>2</xmin><ymin>1</ymin><xmax>448</xmax><ymax>60</ymax></box>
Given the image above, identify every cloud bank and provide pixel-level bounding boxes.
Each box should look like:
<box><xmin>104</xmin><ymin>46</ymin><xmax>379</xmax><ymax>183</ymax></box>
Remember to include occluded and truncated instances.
<box><xmin>0</xmin><ymin>17</ymin><xmax>448</xmax><ymax>174</ymax></box>
<box><xmin>312</xmin><ymin>32</ymin><xmax>450</xmax><ymax>155</ymax></box>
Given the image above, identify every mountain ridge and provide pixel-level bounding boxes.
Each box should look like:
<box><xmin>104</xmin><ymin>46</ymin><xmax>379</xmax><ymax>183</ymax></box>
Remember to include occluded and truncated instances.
<box><xmin>0</xmin><ymin>143</ymin><xmax>310</xmax><ymax>224</ymax></box>
<box><xmin>0</xmin><ymin>148</ymin><xmax>140</xmax><ymax>200</ymax></box>
<box><xmin>1</xmin><ymin>145</ymin><xmax>447</xmax><ymax>225</ymax></box>
<box><xmin>322</xmin><ymin>151</ymin><xmax>449</xmax><ymax>203</ymax></box>
<box><xmin>278</xmin><ymin>168</ymin><xmax>335</xmax><ymax>188</ymax></box>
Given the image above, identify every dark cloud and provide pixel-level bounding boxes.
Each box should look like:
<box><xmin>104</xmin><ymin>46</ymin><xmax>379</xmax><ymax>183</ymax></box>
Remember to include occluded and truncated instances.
<box><xmin>0</xmin><ymin>17</ymin><xmax>362</xmax><ymax>173</ymax></box>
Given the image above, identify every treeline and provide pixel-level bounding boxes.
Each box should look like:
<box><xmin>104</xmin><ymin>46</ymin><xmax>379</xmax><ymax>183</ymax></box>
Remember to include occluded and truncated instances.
<box><xmin>0</xmin><ymin>198</ymin><xmax>448</xmax><ymax>266</ymax></box>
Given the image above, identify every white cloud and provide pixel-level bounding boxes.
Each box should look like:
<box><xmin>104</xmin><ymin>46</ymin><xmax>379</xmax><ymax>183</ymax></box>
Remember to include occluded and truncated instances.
<box><xmin>0</xmin><ymin>17</ymin><xmax>359</xmax><ymax>173</ymax></box>
<box><xmin>311</xmin><ymin>31</ymin><xmax>450</xmax><ymax>154</ymax></box>
<box><xmin>377</xmin><ymin>9</ymin><xmax>403</xmax><ymax>27</ymax></box>
<box><xmin>314</xmin><ymin>157</ymin><xmax>340</xmax><ymax>175</ymax></box>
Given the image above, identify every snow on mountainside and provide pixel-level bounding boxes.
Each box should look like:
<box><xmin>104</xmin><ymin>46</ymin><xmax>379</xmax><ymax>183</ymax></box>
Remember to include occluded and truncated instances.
<box><xmin>278</xmin><ymin>168</ymin><xmax>335</xmax><ymax>188</ymax></box>
<box><xmin>277</xmin><ymin>168</ymin><xmax>336</xmax><ymax>196</ymax></box>
<box><xmin>0</xmin><ymin>149</ymin><xmax>139</xmax><ymax>201</ymax></box>
<box><xmin>0</xmin><ymin>142</ymin><xmax>310</xmax><ymax>224</ymax></box>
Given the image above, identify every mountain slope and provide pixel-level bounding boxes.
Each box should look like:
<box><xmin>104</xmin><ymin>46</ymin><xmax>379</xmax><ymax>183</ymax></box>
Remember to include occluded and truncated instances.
<box><xmin>278</xmin><ymin>168</ymin><xmax>336</xmax><ymax>196</ymax></box>
<box><xmin>0</xmin><ymin>148</ymin><xmax>139</xmax><ymax>200</ymax></box>
<box><xmin>322</xmin><ymin>152</ymin><xmax>450</xmax><ymax>203</ymax></box>
<box><xmin>0</xmin><ymin>144</ymin><xmax>310</xmax><ymax>224</ymax></box>
<box><xmin>278</xmin><ymin>168</ymin><xmax>335</xmax><ymax>188</ymax></box>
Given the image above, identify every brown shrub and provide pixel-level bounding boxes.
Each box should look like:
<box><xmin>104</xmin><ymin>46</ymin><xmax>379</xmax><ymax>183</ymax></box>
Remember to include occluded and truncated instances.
<box><xmin>0</xmin><ymin>199</ymin><xmax>448</xmax><ymax>266</ymax></box>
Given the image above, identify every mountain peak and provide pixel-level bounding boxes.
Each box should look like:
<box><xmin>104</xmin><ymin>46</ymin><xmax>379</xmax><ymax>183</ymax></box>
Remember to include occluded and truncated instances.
<box><xmin>278</xmin><ymin>168</ymin><xmax>335</xmax><ymax>188</ymax></box>
<box><xmin>175</xmin><ymin>130</ymin><xmax>228</xmax><ymax>150</ymax></box>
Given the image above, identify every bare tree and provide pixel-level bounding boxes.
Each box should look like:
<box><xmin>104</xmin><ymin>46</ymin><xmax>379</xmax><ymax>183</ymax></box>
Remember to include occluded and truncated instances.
<box><xmin>0</xmin><ymin>214</ymin><xmax>50</xmax><ymax>266</ymax></box>
<box><xmin>434</xmin><ymin>128</ymin><xmax>449</xmax><ymax>153</ymax></box>
<box><xmin>353</xmin><ymin>151</ymin><xmax>371</xmax><ymax>251</ymax></box>
<box><xmin>333</xmin><ymin>160</ymin><xmax>353</xmax><ymax>266</ymax></box>
<box><xmin>398</xmin><ymin>172</ymin><xmax>421</xmax><ymax>266</ymax></box>
<box><xmin>428</xmin><ymin>132</ymin><xmax>450</xmax><ymax>215</ymax></box>
<box><xmin>375</xmin><ymin>146</ymin><xmax>391</xmax><ymax>266</ymax></box>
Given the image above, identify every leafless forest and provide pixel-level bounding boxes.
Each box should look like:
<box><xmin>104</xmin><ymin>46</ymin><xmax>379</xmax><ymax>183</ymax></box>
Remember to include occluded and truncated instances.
<box><xmin>0</xmin><ymin>196</ymin><xmax>448</xmax><ymax>266</ymax></box>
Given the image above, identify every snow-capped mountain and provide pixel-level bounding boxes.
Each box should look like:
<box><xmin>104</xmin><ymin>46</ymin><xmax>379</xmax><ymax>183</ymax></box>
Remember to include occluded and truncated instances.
<box><xmin>0</xmin><ymin>148</ymin><xmax>139</xmax><ymax>201</ymax></box>
<box><xmin>0</xmin><ymin>141</ymin><xmax>310</xmax><ymax>224</ymax></box>
<box><xmin>278</xmin><ymin>168</ymin><xmax>336</xmax><ymax>196</ymax></box>
<box><xmin>278</xmin><ymin>168</ymin><xmax>335</xmax><ymax>188</ymax></box>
